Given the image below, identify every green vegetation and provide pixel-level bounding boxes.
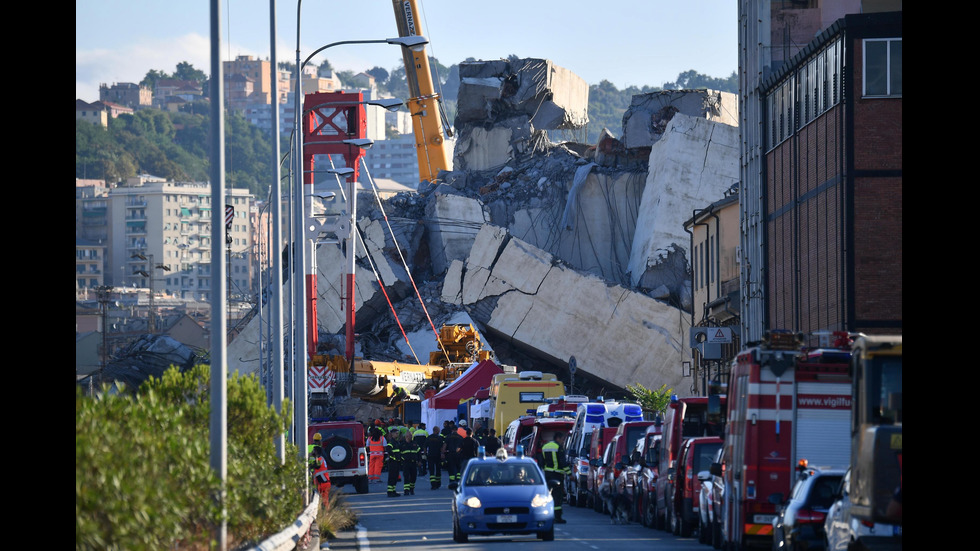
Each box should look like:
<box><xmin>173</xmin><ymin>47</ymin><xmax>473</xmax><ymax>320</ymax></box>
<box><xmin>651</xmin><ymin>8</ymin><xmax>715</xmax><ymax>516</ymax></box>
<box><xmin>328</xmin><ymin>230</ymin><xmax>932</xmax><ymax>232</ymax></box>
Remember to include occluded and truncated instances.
<box><xmin>626</xmin><ymin>382</ymin><xmax>673</xmax><ymax>417</ymax></box>
<box><xmin>76</xmin><ymin>365</ymin><xmax>307</xmax><ymax>550</ymax></box>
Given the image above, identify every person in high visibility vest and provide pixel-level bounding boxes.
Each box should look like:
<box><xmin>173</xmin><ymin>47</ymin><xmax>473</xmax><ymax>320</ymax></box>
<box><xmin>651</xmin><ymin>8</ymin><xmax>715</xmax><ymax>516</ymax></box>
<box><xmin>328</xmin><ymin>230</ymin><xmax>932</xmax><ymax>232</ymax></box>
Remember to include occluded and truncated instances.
<box><xmin>308</xmin><ymin>432</ymin><xmax>322</xmax><ymax>470</ymax></box>
<box><xmin>367</xmin><ymin>427</ymin><xmax>387</xmax><ymax>484</ymax></box>
<box><xmin>541</xmin><ymin>431</ymin><xmax>570</xmax><ymax>523</ymax></box>
<box><xmin>425</xmin><ymin>427</ymin><xmax>445</xmax><ymax>489</ymax></box>
<box><xmin>413</xmin><ymin>424</ymin><xmax>429</xmax><ymax>477</ymax></box>
<box><xmin>310</xmin><ymin>450</ymin><xmax>331</xmax><ymax>510</ymax></box>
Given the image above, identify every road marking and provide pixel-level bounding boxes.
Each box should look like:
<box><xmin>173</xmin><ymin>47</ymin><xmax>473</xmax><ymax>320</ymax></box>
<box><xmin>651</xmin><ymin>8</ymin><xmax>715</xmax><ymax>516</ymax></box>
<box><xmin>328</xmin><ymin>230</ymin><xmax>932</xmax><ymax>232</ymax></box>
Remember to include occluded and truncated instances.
<box><xmin>355</xmin><ymin>523</ymin><xmax>370</xmax><ymax>551</ymax></box>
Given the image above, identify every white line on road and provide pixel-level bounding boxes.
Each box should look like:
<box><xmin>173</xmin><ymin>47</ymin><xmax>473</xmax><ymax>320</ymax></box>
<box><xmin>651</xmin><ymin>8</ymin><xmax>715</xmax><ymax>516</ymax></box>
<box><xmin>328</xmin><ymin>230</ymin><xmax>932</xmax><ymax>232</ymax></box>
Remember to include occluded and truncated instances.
<box><xmin>355</xmin><ymin>523</ymin><xmax>370</xmax><ymax>551</ymax></box>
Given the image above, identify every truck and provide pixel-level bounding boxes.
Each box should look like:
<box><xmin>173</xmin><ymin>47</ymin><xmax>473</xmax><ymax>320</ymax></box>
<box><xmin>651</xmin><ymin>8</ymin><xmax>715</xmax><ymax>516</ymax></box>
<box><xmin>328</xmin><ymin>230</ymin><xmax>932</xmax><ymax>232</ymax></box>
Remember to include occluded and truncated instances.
<box><xmin>717</xmin><ymin>330</ymin><xmax>853</xmax><ymax>551</ymax></box>
<box><xmin>848</xmin><ymin>335</ymin><xmax>902</xmax><ymax>526</ymax></box>
<box><xmin>654</xmin><ymin>393</ymin><xmax>726</xmax><ymax>532</ymax></box>
<box><xmin>488</xmin><ymin>371</ymin><xmax>566</xmax><ymax>436</ymax></box>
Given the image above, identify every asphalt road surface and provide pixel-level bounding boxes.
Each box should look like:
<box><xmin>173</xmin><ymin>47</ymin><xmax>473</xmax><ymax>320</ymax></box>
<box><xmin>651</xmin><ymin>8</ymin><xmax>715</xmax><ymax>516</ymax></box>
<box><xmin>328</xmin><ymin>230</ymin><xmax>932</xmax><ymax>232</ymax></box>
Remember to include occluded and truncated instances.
<box><xmin>326</xmin><ymin>481</ymin><xmax>712</xmax><ymax>551</ymax></box>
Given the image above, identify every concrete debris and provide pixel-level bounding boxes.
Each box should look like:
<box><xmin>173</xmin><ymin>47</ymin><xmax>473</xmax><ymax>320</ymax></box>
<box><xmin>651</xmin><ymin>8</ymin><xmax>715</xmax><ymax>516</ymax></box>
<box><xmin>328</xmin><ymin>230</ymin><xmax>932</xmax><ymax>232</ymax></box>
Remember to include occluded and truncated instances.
<box><xmin>621</xmin><ymin>89</ymin><xmax>738</xmax><ymax>149</ymax></box>
<box><xmin>78</xmin><ymin>334</ymin><xmax>201</xmax><ymax>391</ymax></box>
<box><xmin>226</xmin><ymin>70</ymin><xmax>740</xmax><ymax>401</ymax></box>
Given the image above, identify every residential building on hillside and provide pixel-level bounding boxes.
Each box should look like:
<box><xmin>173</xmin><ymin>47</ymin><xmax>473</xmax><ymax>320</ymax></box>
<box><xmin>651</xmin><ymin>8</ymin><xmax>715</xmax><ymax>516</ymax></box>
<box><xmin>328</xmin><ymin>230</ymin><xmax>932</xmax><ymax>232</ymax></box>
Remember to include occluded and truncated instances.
<box><xmin>738</xmin><ymin>0</ymin><xmax>902</xmax><ymax>342</ymax></box>
<box><xmin>76</xmin><ymin>100</ymin><xmax>133</xmax><ymax>127</ymax></box>
<box><xmin>99</xmin><ymin>82</ymin><xmax>152</xmax><ymax>109</ymax></box>
<box><xmin>223</xmin><ymin>55</ymin><xmax>273</xmax><ymax>104</ymax></box>
<box><xmin>105</xmin><ymin>174</ymin><xmax>254</xmax><ymax>303</ymax></box>
<box><xmin>76</xmin><ymin>179</ymin><xmax>109</xmax><ymax>241</ymax></box>
<box><xmin>361</xmin><ymin>134</ymin><xmax>421</xmax><ymax>188</ymax></box>
<box><xmin>153</xmin><ymin>79</ymin><xmax>203</xmax><ymax>109</ymax></box>
<box><xmin>76</xmin><ymin>238</ymin><xmax>107</xmax><ymax>294</ymax></box>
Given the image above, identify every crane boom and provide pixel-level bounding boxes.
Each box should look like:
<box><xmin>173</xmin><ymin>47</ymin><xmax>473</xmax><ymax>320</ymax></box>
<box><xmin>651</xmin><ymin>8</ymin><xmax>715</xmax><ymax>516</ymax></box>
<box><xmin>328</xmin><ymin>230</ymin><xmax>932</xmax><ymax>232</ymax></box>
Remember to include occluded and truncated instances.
<box><xmin>391</xmin><ymin>0</ymin><xmax>451</xmax><ymax>184</ymax></box>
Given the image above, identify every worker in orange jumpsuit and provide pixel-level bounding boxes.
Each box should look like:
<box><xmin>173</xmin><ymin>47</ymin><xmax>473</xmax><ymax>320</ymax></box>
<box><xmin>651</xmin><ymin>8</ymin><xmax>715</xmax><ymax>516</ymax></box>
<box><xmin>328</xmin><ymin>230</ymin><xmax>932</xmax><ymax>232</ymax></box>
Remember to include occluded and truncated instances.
<box><xmin>367</xmin><ymin>426</ymin><xmax>387</xmax><ymax>484</ymax></box>
<box><xmin>310</xmin><ymin>450</ymin><xmax>332</xmax><ymax>509</ymax></box>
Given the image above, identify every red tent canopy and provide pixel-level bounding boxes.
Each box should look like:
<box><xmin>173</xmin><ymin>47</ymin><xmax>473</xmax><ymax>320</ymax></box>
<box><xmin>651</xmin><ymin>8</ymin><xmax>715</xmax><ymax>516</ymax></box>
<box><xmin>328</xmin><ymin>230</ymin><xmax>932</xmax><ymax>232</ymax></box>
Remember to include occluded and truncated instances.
<box><xmin>426</xmin><ymin>360</ymin><xmax>503</xmax><ymax>410</ymax></box>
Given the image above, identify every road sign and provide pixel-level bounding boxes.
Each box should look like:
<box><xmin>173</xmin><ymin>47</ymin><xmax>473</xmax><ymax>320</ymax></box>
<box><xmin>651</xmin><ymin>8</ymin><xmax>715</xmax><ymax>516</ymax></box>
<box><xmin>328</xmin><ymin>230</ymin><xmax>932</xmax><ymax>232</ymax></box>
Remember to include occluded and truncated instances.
<box><xmin>568</xmin><ymin>355</ymin><xmax>577</xmax><ymax>375</ymax></box>
<box><xmin>225</xmin><ymin>205</ymin><xmax>234</xmax><ymax>229</ymax></box>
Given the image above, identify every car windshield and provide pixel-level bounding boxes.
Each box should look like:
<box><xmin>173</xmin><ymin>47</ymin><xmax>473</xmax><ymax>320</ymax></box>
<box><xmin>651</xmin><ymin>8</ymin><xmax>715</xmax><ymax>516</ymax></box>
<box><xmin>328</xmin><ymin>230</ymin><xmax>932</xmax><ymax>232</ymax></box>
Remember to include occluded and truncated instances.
<box><xmin>466</xmin><ymin>464</ymin><xmax>542</xmax><ymax>486</ymax></box>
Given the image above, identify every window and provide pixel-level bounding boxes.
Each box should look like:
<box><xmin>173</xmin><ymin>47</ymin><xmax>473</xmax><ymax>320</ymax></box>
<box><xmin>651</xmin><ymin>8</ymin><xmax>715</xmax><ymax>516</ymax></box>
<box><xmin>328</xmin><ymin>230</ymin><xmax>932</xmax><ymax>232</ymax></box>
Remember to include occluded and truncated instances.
<box><xmin>864</xmin><ymin>38</ymin><xmax>902</xmax><ymax>97</ymax></box>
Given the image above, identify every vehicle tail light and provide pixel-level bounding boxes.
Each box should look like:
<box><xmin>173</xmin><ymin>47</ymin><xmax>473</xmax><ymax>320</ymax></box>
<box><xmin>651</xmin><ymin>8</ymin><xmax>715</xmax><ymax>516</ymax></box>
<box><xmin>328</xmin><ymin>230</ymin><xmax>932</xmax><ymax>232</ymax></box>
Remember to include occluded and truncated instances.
<box><xmin>359</xmin><ymin>451</ymin><xmax>367</xmax><ymax>467</ymax></box>
<box><xmin>796</xmin><ymin>509</ymin><xmax>826</xmax><ymax>524</ymax></box>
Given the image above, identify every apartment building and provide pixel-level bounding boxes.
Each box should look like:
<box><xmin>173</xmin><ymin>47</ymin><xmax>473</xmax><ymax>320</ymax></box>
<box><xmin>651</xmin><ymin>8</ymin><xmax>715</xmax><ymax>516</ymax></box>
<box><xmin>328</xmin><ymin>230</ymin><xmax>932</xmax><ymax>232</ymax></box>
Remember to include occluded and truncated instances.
<box><xmin>99</xmin><ymin>82</ymin><xmax>152</xmax><ymax>109</ymax></box>
<box><xmin>738</xmin><ymin>1</ymin><xmax>902</xmax><ymax>342</ymax></box>
<box><xmin>106</xmin><ymin>175</ymin><xmax>254</xmax><ymax>303</ymax></box>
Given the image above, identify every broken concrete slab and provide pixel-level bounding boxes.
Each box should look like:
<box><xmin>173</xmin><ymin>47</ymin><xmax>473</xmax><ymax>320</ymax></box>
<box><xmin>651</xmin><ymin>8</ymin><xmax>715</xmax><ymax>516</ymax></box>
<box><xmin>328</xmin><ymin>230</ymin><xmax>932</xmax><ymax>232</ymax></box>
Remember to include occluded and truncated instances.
<box><xmin>621</xmin><ymin>89</ymin><xmax>738</xmax><ymax>149</ymax></box>
<box><xmin>455</xmin><ymin>58</ymin><xmax>589</xmax><ymax>130</ymax></box>
<box><xmin>424</xmin><ymin>187</ymin><xmax>489</xmax><ymax>275</ymax></box>
<box><xmin>453</xmin><ymin>224</ymin><xmax>689</xmax><ymax>393</ymax></box>
<box><xmin>627</xmin><ymin>113</ymin><xmax>740</xmax><ymax>302</ymax></box>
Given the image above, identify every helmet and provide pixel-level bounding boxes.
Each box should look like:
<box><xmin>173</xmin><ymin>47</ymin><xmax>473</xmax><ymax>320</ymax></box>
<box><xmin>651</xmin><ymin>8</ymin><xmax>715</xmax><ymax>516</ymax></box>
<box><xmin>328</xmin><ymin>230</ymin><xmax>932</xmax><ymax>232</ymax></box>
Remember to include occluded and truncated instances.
<box><xmin>313</xmin><ymin>433</ymin><xmax>322</xmax><ymax>442</ymax></box>
<box><xmin>459</xmin><ymin>419</ymin><xmax>467</xmax><ymax>427</ymax></box>
<box><xmin>374</xmin><ymin>419</ymin><xmax>381</xmax><ymax>425</ymax></box>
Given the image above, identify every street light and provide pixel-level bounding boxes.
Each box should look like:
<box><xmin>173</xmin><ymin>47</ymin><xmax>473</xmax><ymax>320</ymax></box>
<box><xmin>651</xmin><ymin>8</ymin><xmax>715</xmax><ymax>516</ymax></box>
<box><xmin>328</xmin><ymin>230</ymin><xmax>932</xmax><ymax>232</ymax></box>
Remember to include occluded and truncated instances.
<box><xmin>290</xmin><ymin>12</ymin><xmax>428</xmax><ymax>488</ymax></box>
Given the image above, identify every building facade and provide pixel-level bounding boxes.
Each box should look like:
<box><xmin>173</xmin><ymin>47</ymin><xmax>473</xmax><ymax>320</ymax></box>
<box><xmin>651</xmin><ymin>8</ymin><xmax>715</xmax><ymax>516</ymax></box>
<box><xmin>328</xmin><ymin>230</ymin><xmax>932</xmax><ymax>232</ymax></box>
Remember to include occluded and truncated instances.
<box><xmin>761</xmin><ymin>10</ymin><xmax>901</xmax><ymax>336</ymax></box>
<box><xmin>99</xmin><ymin>82</ymin><xmax>153</xmax><ymax>109</ymax></box>
<box><xmin>106</xmin><ymin>175</ymin><xmax>254</xmax><ymax>303</ymax></box>
<box><xmin>738</xmin><ymin>0</ymin><xmax>902</xmax><ymax>342</ymax></box>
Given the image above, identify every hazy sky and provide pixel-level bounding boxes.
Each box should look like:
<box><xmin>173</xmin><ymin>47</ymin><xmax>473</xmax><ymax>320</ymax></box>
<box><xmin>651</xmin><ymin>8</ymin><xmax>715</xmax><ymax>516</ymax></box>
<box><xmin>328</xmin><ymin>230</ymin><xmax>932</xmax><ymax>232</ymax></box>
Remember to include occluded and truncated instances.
<box><xmin>76</xmin><ymin>0</ymin><xmax>738</xmax><ymax>102</ymax></box>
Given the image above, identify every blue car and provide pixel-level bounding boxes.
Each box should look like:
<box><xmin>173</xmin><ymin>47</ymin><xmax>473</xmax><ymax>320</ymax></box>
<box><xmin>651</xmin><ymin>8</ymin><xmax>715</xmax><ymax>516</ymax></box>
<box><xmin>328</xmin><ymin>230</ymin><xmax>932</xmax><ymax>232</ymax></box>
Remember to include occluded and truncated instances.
<box><xmin>452</xmin><ymin>446</ymin><xmax>556</xmax><ymax>542</ymax></box>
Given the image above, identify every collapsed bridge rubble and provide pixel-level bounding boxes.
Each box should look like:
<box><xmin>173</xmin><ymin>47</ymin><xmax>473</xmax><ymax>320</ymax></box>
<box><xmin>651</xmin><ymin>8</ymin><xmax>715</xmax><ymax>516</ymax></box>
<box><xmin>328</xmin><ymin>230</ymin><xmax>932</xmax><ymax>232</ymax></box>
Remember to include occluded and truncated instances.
<box><xmin>227</xmin><ymin>58</ymin><xmax>738</xmax><ymax>402</ymax></box>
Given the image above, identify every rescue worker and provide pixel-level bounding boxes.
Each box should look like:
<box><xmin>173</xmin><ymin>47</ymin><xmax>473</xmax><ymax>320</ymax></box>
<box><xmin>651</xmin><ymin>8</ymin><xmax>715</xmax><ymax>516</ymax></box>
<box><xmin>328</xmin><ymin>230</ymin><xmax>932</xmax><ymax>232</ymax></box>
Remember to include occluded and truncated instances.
<box><xmin>367</xmin><ymin>427</ymin><xmax>387</xmax><ymax>484</ymax></box>
<box><xmin>401</xmin><ymin>429</ymin><xmax>419</xmax><ymax>495</ymax></box>
<box><xmin>413</xmin><ymin>424</ymin><xmax>429</xmax><ymax>477</ymax></box>
<box><xmin>308</xmin><ymin>432</ymin><xmax>323</xmax><ymax>470</ymax></box>
<box><xmin>425</xmin><ymin>426</ymin><xmax>445</xmax><ymax>489</ymax></box>
<box><xmin>541</xmin><ymin>431</ymin><xmax>570</xmax><ymax>523</ymax></box>
<box><xmin>444</xmin><ymin>424</ymin><xmax>464</xmax><ymax>488</ymax></box>
<box><xmin>310</xmin><ymin>449</ymin><xmax>331</xmax><ymax>509</ymax></box>
<box><xmin>386</xmin><ymin>428</ymin><xmax>403</xmax><ymax>497</ymax></box>
<box><xmin>459</xmin><ymin>426</ymin><xmax>480</xmax><ymax>474</ymax></box>
<box><xmin>484</xmin><ymin>428</ymin><xmax>502</xmax><ymax>456</ymax></box>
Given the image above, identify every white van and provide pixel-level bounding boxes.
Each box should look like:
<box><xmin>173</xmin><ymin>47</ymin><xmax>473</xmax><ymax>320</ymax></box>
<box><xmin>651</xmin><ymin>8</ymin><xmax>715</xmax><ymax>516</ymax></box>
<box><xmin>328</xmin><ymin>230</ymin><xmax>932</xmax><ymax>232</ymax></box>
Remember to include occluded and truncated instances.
<box><xmin>564</xmin><ymin>399</ymin><xmax>643</xmax><ymax>507</ymax></box>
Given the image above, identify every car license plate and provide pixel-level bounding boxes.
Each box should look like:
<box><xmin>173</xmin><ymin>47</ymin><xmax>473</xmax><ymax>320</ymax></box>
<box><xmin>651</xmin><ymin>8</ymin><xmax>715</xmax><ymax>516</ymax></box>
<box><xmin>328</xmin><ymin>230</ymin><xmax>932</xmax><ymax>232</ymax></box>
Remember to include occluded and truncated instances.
<box><xmin>496</xmin><ymin>515</ymin><xmax>517</xmax><ymax>523</ymax></box>
<box><xmin>754</xmin><ymin>514</ymin><xmax>776</xmax><ymax>524</ymax></box>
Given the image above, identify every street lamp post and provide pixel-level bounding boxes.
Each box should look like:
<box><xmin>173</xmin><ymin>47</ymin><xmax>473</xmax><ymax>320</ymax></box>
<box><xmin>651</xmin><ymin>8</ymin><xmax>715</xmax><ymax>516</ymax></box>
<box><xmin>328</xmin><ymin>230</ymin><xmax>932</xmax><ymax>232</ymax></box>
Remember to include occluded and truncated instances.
<box><xmin>290</xmin><ymin>4</ymin><xmax>428</xmax><ymax>487</ymax></box>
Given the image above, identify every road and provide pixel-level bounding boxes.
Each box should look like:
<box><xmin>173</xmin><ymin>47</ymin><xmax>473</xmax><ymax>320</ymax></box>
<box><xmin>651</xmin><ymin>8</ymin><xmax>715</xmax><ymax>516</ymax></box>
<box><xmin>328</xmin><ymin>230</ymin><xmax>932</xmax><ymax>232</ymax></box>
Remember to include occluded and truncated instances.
<box><xmin>326</xmin><ymin>483</ymin><xmax>709</xmax><ymax>551</ymax></box>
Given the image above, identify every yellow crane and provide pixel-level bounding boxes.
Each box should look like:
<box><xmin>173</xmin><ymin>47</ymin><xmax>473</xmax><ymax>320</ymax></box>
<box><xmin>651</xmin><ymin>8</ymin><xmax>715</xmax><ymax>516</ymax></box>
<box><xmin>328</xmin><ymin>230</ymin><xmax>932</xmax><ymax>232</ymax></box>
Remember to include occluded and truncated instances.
<box><xmin>391</xmin><ymin>0</ymin><xmax>453</xmax><ymax>184</ymax></box>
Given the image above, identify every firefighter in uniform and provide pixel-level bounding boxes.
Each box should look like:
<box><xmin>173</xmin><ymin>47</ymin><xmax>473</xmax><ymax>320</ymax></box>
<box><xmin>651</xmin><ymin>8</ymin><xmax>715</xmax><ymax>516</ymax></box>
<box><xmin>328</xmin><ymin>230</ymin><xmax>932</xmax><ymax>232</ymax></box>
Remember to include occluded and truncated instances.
<box><xmin>444</xmin><ymin>425</ymin><xmax>464</xmax><ymax>488</ymax></box>
<box><xmin>542</xmin><ymin>431</ymin><xmax>570</xmax><ymax>523</ymax></box>
<box><xmin>426</xmin><ymin>427</ymin><xmax>445</xmax><ymax>489</ymax></box>
<box><xmin>367</xmin><ymin>427</ymin><xmax>386</xmax><ymax>484</ymax></box>
<box><xmin>386</xmin><ymin>430</ymin><xmax>403</xmax><ymax>497</ymax></box>
<box><xmin>401</xmin><ymin>429</ymin><xmax>419</xmax><ymax>495</ymax></box>
<box><xmin>413</xmin><ymin>424</ymin><xmax>429</xmax><ymax>477</ymax></box>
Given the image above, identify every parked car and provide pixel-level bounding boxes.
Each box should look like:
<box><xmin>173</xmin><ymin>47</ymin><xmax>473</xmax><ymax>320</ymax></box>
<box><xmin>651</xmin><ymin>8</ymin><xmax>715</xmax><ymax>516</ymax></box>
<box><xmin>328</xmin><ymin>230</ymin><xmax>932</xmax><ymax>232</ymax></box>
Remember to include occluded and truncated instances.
<box><xmin>451</xmin><ymin>447</ymin><xmax>556</xmax><ymax>542</ymax></box>
<box><xmin>593</xmin><ymin>441</ymin><xmax>615</xmax><ymax>513</ymax></box>
<box><xmin>565</xmin><ymin>400</ymin><xmax>643</xmax><ymax>508</ymax></box>
<box><xmin>824</xmin><ymin>467</ymin><xmax>902</xmax><ymax>551</ymax></box>
<box><xmin>670</xmin><ymin>436</ymin><xmax>723</xmax><ymax>537</ymax></box>
<box><xmin>698</xmin><ymin>447</ymin><xmax>725</xmax><ymax>546</ymax></box>
<box><xmin>634</xmin><ymin>426</ymin><xmax>663</xmax><ymax>528</ymax></box>
<box><xmin>585</xmin><ymin>426</ymin><xmax>618</xmax><ymax>510</ymax></box>
<box><xmin>770</xmin><ymin>462</ymin><xmax>845</xmax><ymax>551</ymax></box>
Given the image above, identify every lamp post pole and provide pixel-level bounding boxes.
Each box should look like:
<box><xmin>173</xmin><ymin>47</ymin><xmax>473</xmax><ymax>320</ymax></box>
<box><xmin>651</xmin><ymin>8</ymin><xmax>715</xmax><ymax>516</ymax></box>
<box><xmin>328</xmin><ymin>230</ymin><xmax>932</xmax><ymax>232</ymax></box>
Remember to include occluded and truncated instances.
<box><xmin>268</xmin><ymin>0</ymin><xmax>286</xmax><ymax>465</ymax></box>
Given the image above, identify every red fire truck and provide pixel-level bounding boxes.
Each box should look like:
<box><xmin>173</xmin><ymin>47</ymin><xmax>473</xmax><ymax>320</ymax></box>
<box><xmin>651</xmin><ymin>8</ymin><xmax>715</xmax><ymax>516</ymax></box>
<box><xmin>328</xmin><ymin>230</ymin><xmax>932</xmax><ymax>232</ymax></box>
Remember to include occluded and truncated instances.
<box><xmin>718</xmin><ymin>330</ymin><xmax>852</xmax><ymax>551</ymax></box>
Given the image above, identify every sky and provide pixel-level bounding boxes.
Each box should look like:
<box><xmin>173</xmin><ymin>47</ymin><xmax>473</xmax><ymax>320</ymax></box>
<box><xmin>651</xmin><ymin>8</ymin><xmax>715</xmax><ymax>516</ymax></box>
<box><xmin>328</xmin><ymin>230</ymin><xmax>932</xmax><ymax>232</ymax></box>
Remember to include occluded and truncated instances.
<box><xmin>75</xmin><ymin>0</ymin><xmax>738</xmax><ymax>102</ymax></box>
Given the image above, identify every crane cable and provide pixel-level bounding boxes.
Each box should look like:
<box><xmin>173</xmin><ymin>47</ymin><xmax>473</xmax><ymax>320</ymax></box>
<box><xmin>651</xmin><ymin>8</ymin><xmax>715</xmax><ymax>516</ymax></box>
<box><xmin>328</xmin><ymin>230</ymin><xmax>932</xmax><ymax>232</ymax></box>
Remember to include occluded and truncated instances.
<box><xmin>360</xmin><ymin>157</ymin><xmax>454</xmax><ymax>366</ymax></box>
<box><xmin>353</xmin><ymin>227</ymin><xmax>422</xmax><ymax>365</ymax></box>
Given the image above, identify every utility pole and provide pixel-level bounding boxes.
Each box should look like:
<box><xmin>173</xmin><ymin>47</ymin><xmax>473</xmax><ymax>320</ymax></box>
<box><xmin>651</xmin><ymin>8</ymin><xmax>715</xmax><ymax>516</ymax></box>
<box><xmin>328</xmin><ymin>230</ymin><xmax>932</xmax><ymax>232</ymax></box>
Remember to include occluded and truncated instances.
<box><xmin>95</xmin><ymin>285</ymin><xmax>113</xmax><ymax>388</ymax></box>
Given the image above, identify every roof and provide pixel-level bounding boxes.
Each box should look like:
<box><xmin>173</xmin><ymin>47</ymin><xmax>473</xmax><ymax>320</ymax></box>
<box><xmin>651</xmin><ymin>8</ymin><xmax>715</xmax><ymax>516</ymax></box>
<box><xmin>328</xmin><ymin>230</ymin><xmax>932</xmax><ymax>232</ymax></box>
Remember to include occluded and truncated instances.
<box><xmin>426</xmin><ymin>359</ymin><xmax>503</xmax><ymax>410</ymax></box>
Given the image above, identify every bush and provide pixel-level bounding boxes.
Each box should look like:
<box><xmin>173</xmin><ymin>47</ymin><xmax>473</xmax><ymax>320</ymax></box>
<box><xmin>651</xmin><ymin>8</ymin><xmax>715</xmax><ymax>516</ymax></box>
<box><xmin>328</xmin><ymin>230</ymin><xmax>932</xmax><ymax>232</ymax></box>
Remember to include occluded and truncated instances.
<box><xmin>76</xmin><ymin>365</ymin><xmax>305</xmax><ymax>550</ymax></box>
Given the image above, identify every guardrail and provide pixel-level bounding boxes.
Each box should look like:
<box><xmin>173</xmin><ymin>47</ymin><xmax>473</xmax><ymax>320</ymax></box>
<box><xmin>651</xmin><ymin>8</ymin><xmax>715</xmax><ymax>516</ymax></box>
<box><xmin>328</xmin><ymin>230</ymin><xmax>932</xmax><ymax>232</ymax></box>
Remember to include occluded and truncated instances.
<box><xmin>244</xmin><ymin>494</ymin><xmax>319</xmax><ymax>551</ymax></box>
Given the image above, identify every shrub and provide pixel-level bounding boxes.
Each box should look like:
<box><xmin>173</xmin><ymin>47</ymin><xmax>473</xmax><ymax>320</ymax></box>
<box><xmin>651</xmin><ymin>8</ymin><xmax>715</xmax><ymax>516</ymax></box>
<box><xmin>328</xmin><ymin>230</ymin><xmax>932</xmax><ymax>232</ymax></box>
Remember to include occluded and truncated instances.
<box><xmin>76</xmin><ymin>365</ymin><xmax>304</xmax><ymax>550</ymax></box>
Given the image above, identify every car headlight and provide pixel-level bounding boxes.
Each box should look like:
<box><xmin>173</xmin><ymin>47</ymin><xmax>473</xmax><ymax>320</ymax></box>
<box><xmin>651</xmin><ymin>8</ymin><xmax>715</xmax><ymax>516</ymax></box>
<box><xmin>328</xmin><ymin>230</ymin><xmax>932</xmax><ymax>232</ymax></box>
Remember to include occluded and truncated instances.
<box><xmin>464</xmin><ymin>496</ymin><xmax>482</xmax><ymax>508</ymax></box>
<box><xmin>531</xmin><ymin>493</ymin><xmax>554</xmax><ymax>508</ymax></box>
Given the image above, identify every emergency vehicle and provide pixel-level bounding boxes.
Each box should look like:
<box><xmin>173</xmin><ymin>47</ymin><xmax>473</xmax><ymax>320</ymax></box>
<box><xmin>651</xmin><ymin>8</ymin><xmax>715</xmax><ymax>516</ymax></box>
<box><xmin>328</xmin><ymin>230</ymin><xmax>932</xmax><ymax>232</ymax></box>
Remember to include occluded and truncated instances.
<box><xmin>719</xmin><ymin>330</ymin><xmax>852</xmax><ymax>550</ymax></box>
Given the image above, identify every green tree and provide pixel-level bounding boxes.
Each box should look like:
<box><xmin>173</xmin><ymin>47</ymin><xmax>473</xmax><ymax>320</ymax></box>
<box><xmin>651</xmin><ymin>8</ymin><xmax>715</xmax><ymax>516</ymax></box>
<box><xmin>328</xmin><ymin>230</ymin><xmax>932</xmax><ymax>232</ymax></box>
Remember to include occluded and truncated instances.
<box><xmin>76</xmin><ymin>365</ymin><xmax>303</xmax><ymax>550</ymax></box>
<box><xmin>626</xmin><ymin>382</ymin><xmax>673</xmax><ymax>417</ymax></box>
